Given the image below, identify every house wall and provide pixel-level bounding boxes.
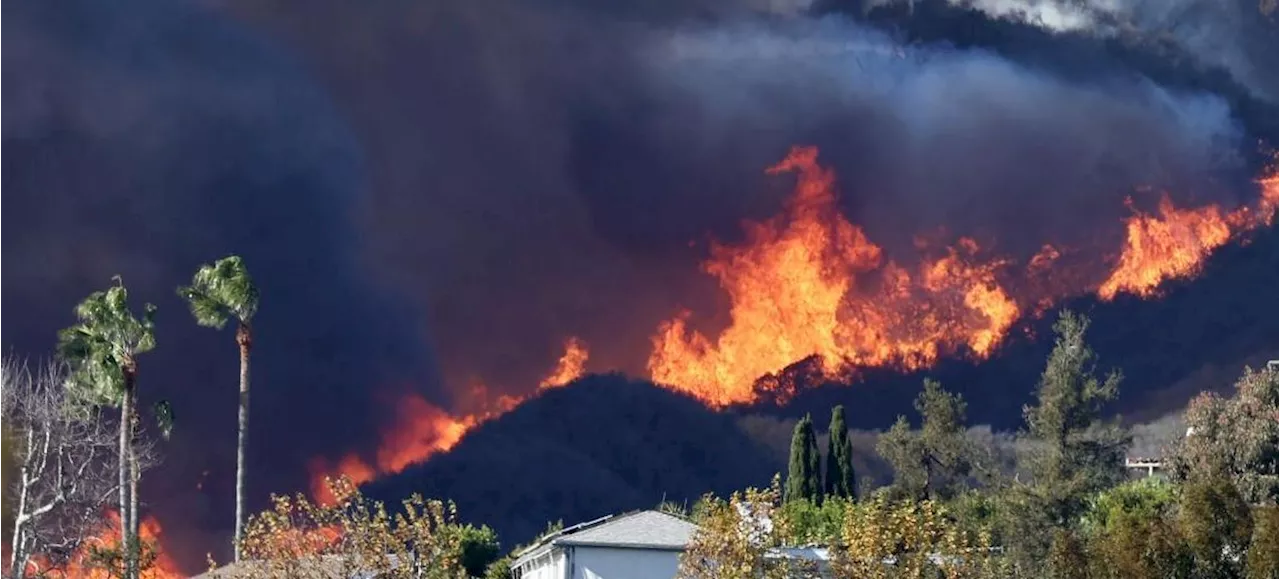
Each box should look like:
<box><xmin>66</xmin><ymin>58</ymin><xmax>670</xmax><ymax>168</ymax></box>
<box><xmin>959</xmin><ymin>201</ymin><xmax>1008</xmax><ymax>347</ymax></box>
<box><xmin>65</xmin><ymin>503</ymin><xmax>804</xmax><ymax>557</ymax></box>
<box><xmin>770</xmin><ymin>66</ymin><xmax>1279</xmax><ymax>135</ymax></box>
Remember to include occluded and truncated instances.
<box><xmin>520</xmin><ymin>550</ymin><xmax>567</xmax><ymax>579</ymax></box>
<box><xmin>571</xmin><ymin>546</ymin><xmax>681</xmax><ymax>579</ymax></box>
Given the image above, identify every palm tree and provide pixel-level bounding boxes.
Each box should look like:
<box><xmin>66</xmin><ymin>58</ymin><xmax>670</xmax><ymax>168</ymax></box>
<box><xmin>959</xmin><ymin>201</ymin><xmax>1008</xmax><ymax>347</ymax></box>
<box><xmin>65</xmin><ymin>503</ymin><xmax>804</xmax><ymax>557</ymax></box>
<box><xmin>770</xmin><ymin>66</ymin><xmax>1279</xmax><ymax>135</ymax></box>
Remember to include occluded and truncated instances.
<box><xmin>57</xmin><ymin>276</ymin><xmax>156</xmax><ymax>579</ymax></box>
<box><xmin>177</xmin><ymin>255</ymin><xmax>259</xmax><ymax>562</ymax></box>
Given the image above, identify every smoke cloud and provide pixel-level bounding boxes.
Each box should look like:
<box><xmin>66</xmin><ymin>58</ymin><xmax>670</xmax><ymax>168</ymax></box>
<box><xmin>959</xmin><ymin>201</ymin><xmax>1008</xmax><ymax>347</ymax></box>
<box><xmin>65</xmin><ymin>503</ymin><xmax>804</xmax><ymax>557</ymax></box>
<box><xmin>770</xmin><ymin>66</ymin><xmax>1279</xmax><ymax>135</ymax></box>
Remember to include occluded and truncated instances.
<box><xmin>226</xmin><ymin>0</ymin><xmax>1261</xmax><ymax>395</ymax></box>
<box><xmin>936</xmin><ymin>0</ymin><xmax>1279</xmax><ymax>102</ymax></box>
<box><xmin>2</xmin><ymin>0</ymin><xmax>438</xmax><ymax>566</ymax></box>
<box><xmin>2</xmin><ymin>0</ymin><xmax>1272</xmax><ymax>569</ymax></box>
<box><xmin>633</xmin><ymin>17</ymin><xmax>1250</xmax><ymax>250</ymax></box>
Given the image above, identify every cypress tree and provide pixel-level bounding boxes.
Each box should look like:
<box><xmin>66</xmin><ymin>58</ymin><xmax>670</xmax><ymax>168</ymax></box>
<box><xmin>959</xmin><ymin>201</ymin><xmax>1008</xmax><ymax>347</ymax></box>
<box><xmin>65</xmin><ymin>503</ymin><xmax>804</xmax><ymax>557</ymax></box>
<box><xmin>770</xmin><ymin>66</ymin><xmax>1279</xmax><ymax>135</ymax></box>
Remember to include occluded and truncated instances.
<box><xmin>786</xmin><ymin>414</ymin><xmax>821</xmax><ymax>502</ymax></box>
<box><xmin>824</xmin><ymin>405</ymin><xmax>856</xmax><ymax>499</ymax></box>
<box><xmin>786</xmin><ymin>416</ymin><xmax>806</xmax><ymax>502</ymax></box>
<box><xmin>805</xmin><ymin>415</ymin><xmax>821</xmax><ymax>503</ymax></box>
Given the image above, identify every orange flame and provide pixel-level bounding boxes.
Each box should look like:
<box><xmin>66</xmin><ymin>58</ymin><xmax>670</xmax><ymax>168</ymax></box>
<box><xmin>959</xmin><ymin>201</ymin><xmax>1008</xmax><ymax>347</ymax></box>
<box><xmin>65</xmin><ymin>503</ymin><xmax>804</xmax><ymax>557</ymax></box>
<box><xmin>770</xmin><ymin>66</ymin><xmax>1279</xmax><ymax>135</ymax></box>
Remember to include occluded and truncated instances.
<box><xmin>1097</xmin><ymin>195</ymin><xmax>1233</xmax><ymax>300</ymax></box>
<box><xmin>309</xmin><ymin>338</ymin><xmax>590</xmax><ymax>503</ymax></box>
<box><xmin>1098</xmin><ymin>167</ymin><xmax>1278</xmax><ymax>301</ymax></box>
<box><xmin>538</xmin><ymin>337</ymin><xmax>589</xmax><ymax>390</ymax></box>
<box><xmin>646</xmin><ymin>146</ymin><xmax>1020</xmax><ymax>406</ymax></box>
<box><xmin>35</xmin><ymin>512</ymin><xmax>183</xmax><ymax>579</ymax></box>
<box><xmin>647</xmin><ymin>147</ymin><xmax>1275</xmax><ymax>406</ymax></box>
<box><xmin>312</xmin><ymin>148</ymin><xmax>1275</xmax><ymax>493</ymax></box>
<box><xmin>307</xmin><ymin>397</ymin><xmax>474</xmax><ymax>504</ymax></box>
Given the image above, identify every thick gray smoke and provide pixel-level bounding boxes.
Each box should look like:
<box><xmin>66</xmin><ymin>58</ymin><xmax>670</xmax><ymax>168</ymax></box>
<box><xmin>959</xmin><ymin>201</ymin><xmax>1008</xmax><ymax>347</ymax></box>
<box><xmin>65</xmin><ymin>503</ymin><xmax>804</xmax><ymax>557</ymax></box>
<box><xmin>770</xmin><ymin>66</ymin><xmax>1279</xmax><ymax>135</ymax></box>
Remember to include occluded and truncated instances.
<box><xmin>1</xmin><ymin>0</ymin><xmax>1270</xmax><ymax>569</ymax></box>
<box><xmin>210</xmin><ymin>0</ymin><xmax>1261</xmax><ymax>406</ymax></box>
<box><xmin>929</xmin><ymin>0</ymin><xmax>1278</xmax><ymax>101</ymax></box>
<box><xmin>2</xmin><ymin>0</ymin><xmax>439</xmax><ymax>565</ymax></box>
<box><xmin>639</xmin><ymin>17</ymin><xmax>1249</xmax><ymax>250</ymax></box>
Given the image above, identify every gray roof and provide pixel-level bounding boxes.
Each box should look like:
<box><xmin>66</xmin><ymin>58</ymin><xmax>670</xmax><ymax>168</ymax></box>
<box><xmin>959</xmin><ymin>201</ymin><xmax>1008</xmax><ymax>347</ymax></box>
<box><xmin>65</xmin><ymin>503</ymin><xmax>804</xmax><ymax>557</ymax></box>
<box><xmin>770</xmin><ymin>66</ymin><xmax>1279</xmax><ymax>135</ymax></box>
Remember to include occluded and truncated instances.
<box><xmin>515</xmin><ymin>510</ymin><xmax>699</xmax><ymax>566</ymax></box>
<box><xmin>556</xmin><ymin>510</ymin><xmax>698</xmax><ymax>549</ymax></box>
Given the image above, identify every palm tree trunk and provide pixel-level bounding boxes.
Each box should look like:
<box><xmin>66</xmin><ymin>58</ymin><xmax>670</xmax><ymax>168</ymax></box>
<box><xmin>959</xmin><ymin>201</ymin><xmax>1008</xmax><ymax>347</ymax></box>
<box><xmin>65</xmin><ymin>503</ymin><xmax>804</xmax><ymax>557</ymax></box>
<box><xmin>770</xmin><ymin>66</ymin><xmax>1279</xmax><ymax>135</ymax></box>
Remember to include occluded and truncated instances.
<box><xmin>118</xmin><ymin>376</ymin><xmax>133</xmax><ymax>579</ymax></box>
<box><xmin>128</xmin><ymin>443</ymin><xmax>140</xmax><ymax>579</ymax></box>
<box><xmin>121</xmin><ymin>364</ymin><xmax>139</xmax><ymax>579</ymax></box>
<box><xmin>233</xmin><ymin>323</ymin><xmax>252</xmax><ymax>562</ymax></box>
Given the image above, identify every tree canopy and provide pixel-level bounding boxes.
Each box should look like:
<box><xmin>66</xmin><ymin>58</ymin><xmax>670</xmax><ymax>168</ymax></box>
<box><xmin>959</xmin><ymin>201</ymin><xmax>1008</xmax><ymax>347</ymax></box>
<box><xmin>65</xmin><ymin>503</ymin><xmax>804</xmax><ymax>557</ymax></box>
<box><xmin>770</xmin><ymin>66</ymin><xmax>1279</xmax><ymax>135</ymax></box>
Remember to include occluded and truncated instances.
<box><xmin>56</xmin><ymin>278</ymin><xmax>157</xmax><ymax>407</ymax></box>
<box><xmin>177</xmin><ymin>255</ymin><xmax>260</xmax><ymax>329</ymax></box>
<box><xmin>1019</xmin><ymin>311</ymin><xmax>1129</xmax><ymax>526</ymax></box>
<box><xmin>824</xmin><ymin>405</ymin><xmax>856</xmax><ymax>499</ymax></box>
<box><xmin>785</xmin><ymin>414</ymin><xmax>821</xmax><ymax>503</ymax></box>
<box><xmin>877</xmin><ymin>379</ymin><xmax>973</xmax><ymax>501</ymax></box>
<box><xmin>1169</xmin><ymin>366</ymin><xmax>1279</xmax><ymax>504</ymax></box>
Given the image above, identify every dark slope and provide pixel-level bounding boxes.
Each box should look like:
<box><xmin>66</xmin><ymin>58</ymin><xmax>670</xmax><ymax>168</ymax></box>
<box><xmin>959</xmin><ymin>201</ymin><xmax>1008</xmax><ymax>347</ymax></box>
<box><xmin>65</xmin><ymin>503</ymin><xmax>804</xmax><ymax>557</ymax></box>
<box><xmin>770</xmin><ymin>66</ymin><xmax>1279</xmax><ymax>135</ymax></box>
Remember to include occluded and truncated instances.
<box><xmin>370</xmin><ymin>226</ymin><xmax>1275</xmax><ymax>550</ymax></box>
<box><xmin>364</xmin><ymin>374</ymin><xmax>779</xmax><ymax>549</ymax></box>
<box><xmin>777</xmin><ymin>225</ymin><xmax>1278</xmax><ymax>431</ymax></box>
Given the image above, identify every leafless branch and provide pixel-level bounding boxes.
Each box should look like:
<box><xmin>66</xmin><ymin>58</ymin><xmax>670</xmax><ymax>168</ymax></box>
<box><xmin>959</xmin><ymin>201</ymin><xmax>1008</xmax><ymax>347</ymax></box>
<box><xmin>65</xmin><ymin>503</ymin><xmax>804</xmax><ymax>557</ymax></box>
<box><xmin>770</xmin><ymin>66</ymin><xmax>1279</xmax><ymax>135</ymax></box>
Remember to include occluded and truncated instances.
<box><xmin>3</xmin><ymin>357</ymin><xmax>121</xmax><ymax>579</ymax></box>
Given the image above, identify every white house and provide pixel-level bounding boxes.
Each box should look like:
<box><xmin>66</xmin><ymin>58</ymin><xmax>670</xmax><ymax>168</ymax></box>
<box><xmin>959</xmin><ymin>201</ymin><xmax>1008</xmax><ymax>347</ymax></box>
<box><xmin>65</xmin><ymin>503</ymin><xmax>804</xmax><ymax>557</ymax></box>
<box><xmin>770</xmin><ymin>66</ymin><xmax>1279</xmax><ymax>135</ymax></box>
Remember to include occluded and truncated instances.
<box><xmin>510</xmin><ymin>510</ymin><xmax>699</xmax><ymax>579</ymax></box>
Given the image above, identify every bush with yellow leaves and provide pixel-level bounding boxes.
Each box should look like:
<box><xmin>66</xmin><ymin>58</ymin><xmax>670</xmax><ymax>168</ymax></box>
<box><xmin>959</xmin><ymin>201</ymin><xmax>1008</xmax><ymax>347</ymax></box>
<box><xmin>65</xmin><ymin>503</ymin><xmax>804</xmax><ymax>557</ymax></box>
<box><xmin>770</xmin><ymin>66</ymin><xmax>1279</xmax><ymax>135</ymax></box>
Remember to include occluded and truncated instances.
<box><xmin>680</xmin><ymin>477</ymin><xmax>1005</xmax><ymax>579</ymax></box>
<box><xmin>834</xmin><ymin>496</ymin><xmax>1005</xmax><ymax>579</ymax></box>
<box><xmin>679</xmin><ymin>476</ymin><xmax>820</xmax><ymax>579</ymax></box>
<box><xmin>208</xmin><ymin>476</ymin><xmax>469</xmax><ymax>579</ymax></box>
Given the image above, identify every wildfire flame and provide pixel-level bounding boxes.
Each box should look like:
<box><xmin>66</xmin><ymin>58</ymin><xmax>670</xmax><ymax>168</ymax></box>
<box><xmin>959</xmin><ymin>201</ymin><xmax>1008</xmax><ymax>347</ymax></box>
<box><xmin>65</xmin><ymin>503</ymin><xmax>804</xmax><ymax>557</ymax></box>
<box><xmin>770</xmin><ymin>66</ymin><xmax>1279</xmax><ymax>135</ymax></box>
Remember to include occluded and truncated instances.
<box><xmin>34</xmin><ymin>512</ymin><xmax>183</xmax><ymax>579</ymax></box>
<box><xmin>308</xmin><ymin>338</ymin><xmax>590</xmax><ymax>502</ymax></box>
<box><xmin>646</xmin><ymin>146</ymin><xmax>1022</xmax><ymax>406</ymax></box>
<box><xmin>311</xmin><ymin>146</ymin><xmax>1275</xmax><ymax>496</ymax></box>
<box><xmin>645</xmin><ymin>148</ymin><xmax>1276</xmax><ymax>406</ymax></box>
<box><xmin>538</xmin><ymin>337</ymin><xmax>589</xmax><ymax>390</ymax></box>
<box><xmin>1098</xmin><ymin>169</ymin><xmax>1278</xmax><ymax>301</ymax></box>
<box><xmin>1097</xmin><ymin>195</ymin><xmax>1234</xmax><ymax>300</ymax></box>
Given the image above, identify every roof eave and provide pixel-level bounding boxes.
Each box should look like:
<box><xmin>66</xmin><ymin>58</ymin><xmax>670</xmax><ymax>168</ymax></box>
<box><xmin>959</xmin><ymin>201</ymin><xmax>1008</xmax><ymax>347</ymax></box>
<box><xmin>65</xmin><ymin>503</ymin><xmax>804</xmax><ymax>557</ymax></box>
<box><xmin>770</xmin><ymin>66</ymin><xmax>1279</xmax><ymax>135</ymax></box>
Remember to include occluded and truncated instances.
<box><xmin>554</xmin><ymin>540</ymin><xmax>688</xmax><ymax>551</ymax></box>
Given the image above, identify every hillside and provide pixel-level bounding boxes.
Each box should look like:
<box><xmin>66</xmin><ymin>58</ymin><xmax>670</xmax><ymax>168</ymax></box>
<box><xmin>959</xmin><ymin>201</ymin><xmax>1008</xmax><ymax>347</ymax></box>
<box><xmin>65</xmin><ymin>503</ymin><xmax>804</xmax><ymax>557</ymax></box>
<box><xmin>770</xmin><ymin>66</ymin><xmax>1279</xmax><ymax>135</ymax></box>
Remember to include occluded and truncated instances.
<box><xmin>369</xmin><ymin>225</ymin><xmax>1277</xmax><ymax>550</ymax></box>
<box><xmin>774</xmin><ymin>226</ymin><xmax>1279</xmax><ymax>431</ymax></box>
<box><xmin>363</xmin><ymin>374</ymin><xmax>780</xmax><ymax>547</ymax></box>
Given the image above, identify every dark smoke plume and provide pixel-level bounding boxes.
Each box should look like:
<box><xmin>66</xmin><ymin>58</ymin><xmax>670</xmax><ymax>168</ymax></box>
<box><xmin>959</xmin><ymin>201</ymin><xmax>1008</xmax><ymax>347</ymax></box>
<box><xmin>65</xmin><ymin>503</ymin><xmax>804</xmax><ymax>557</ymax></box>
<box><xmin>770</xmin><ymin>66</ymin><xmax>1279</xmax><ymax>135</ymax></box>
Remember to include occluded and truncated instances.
<box><xmin>2</xmin><ymin>0</ymin><xmax>1273</xmax><ymax>570</ymax></box>
<box><xmin>2</xmin><ymin>0</ymin><xmax>438</xmax><ymax>566</ymax></box>
<box><xmin>924</xmin><ymin>0</ymin><xmax>1278</xmax><ymax>102</ymax></box>
<box><xmin>224</xmin><ymin>0</ymin><xmax>1263</xmax><ymax>395</ymax></box>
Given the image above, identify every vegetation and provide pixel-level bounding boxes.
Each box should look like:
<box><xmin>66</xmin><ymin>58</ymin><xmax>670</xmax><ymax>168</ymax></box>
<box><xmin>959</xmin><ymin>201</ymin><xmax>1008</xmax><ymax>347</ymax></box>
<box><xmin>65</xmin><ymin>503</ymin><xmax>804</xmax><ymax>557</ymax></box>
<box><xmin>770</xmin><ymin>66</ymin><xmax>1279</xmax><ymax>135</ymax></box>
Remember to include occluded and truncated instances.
<box><xmin>679</xmin><ymin>311</ymin><xmax>1280</xmax><ymax>579</ymax></box>
<box><xmin>55</xmin><ymin>277</ymin><xmax>159</xmax><ymax>579</ymax></box>
<box><xmin>178</xmin><ymin>256</ymin><xmax>261</xmax><ymax>562</ymax></box>
<box><xmin>1019</xmin><ymin>312</ymin><xmax>1129</xmax><ymax>524</ymax></box>
<box><xmin>824</xmin><ymin>405</ymin><xmax>856</xmax><ymax>500</ymax></box>
<box><xmin>2</xmin><ymin>259</ymin><xmax>261</xmax><ymax>578</ymax></box>
<box><xmin>1084</xmin><ymin>479</ymin><xmax>1191</xmax><ymax>579</ymax></box>
<box><xmin>209</xmin><ymin>476</ymin><xmax>486</xmax><ymax>578</ymax></box>
<box><xmin>1168</xmin><ymin>366</ymin><xmax>1279</xmax><ymax>504</ymax></box>
<box><xmin>878</xmin><ymin>379</ymin><xmax>974</xmax><ymax>501</ymax></box>
<box><xmin>4</xmin><ymin>260</ymin><xmax>1277</xmax><ymax>579</ymax></box>
<box><xmin>2</xmin><ymin>360</ymin><xmax>122</xmax><ymax>578</ymax></box>
<box><xmin>785</xmin><ymin>414</ymin><xmax>822</xmax><ymax>503</ymax></box>
<box><xmin>482</xmin><ymin>554</ymin><xmax>515</xmax><ymax>579</ymax></box>
<box><xmin>680</xmin><ymin>479</ymin><xmax>795</xmax><ymax>579</ymax></box>
<box><xmin>1179</xmin><ymin>474</ymin><xmax>1254</xmax><ymax>578</ymax></box>
<box><xmin>1246</xmin><ymin>505</ymin><xmax>1279</xmax><ymax>579</ymax></box>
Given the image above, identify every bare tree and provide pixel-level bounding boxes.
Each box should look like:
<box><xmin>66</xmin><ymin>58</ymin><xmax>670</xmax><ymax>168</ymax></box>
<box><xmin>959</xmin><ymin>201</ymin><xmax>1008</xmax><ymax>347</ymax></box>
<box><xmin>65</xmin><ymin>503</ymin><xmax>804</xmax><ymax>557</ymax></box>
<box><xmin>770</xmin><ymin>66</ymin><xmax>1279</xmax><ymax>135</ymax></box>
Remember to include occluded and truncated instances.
<box><xmin>2</xmin><ymin>358</ymin><xmax>127</xmax><ymax>578</ymax></box>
